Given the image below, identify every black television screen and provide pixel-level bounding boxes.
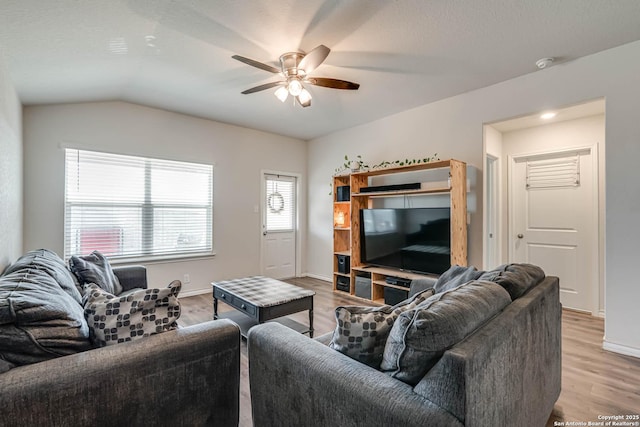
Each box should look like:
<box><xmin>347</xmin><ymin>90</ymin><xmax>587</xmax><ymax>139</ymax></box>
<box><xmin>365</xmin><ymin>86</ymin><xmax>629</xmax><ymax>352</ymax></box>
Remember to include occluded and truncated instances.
<box><xmin>360</xmin><ymin>208</ymin><xmax>451</xmax><ymax>275</ymax></box>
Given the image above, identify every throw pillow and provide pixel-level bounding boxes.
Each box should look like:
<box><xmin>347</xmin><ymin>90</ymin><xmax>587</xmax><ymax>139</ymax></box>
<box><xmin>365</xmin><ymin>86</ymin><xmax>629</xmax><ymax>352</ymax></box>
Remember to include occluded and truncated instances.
<box><xmin>478</xmin><ymin>263</ymin><xmax>545</xmax><ymax>299</ymax></box>
<box><xmin>433</xmin><ymin>264</ymin><xmax>484</xmax><ymax>293</ymax></box>
<box><xmin>69</xmin><ymin>250</ymin><xmax>122</xmax><ymax>295</ymax></box>
<box><xmin>381</xmin><ymin>280</ymin><xmax>511</xmax><ymax>386</ymax></box>
<box><xmin>82</xmin><ymin>280</ymin><xmax>181</xmax><ymax>347</ymax></box>
<box><xmin>328</xmin><ymin>288</ymin><xmax>435</xmax><ymax>368</ymax></box>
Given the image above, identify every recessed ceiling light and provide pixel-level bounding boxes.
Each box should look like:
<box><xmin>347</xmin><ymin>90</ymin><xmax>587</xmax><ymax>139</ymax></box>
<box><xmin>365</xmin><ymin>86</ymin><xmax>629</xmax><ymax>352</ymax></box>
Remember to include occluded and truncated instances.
<box><xmin>540</xmin><ymin>112</ymin><xmax>557</xmax><ymax>120</ymax></box>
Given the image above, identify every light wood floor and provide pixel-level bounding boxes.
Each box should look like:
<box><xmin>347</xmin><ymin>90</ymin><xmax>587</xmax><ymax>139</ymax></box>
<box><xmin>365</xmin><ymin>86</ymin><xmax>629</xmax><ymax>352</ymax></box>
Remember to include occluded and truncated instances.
<box><xmin>179</xmin><ymin>277</ymin><xmax>640</xmax><ymax>427</ymax></box>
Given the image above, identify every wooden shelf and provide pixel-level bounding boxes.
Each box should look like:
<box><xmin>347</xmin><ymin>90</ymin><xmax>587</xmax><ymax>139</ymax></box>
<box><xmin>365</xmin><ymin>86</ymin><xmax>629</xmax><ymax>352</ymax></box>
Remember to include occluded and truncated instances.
<box><xmin>350</xmin><ymin>159</ymin><xmax>453</xmax><ymax>177</ymax></box>
<box><xmin>333</xmin><ymin>227</ymin><xmax>350</xmax><ymax>231</ymax></box>
<box><xmin>352</xmin><ymin>265</ymin><xmax>437</xmax><ymax>281</ymax></box>
<box><xmin>334</xmin><ymin>250</ymin><xmax>351</xmax><ymax>256</ymax></box>
<box><xmin>351</xmin><ymin>187</ymin><xmax>450</xmax><ymax>198</ymax></box>
<box><xmin>333</xmin><ymin>272</ymin><xmax>350</xmax><ymax>278</ymax></box>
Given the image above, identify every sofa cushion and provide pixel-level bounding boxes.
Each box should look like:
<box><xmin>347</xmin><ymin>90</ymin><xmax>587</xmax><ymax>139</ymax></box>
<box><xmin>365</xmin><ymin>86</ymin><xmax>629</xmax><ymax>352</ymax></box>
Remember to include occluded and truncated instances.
<box><xmin>69</xmin><ymin>250</ymin><xmax>123</xmax><ymax>295</ymax></box>
<box><xmin>328</xmin><ymin>288</ymin><xmax>434</xmax><ymax>368</ymax></box>
<box><xmin>0</xmin><ymin>249</ymin><xmax>92</xmax><ymax>367</ymax></box>
<box><xmin>3</xmin><ymin>248</ymin><xmax>83</xmax><ymax>304</ymax></box>
<box><xmin>82</xmin><ymin>280</ymin><xmax>181</xmax><ymax>347</ymax></box>
<box><xmin>381</xmin><ymin>280</ymin><xmax>511</xmax><ymax>385</ymax></box>
<box><xmin>433</xmin><ymin>264</ymin><xmax>484</xmax><ymax>293</ymax></box>
<box><xmin>479</xmin><ymin>263</ymin><xmax>545</xmax><ymax>299</ymax></box>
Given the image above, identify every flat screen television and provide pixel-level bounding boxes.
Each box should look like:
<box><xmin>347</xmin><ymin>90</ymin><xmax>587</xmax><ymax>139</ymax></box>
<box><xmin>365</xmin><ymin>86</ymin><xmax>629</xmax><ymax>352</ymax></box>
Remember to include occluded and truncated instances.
<box><xmin>360</xmin><ymin>208</ymin><xmax>451</xmax><ymax>275</ymax></box>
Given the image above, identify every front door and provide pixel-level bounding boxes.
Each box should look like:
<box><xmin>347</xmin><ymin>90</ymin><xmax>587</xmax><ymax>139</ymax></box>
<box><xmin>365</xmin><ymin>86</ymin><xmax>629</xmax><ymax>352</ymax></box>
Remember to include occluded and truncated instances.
<box><xmin>509</xmin><ymin>147</ymin><xmax>598</xmax><ymax>313</ymax></box>
<box><xmin>261</xmin><ymin>173</ymin><xmax>297</xmax><ymax>279</ymax></box>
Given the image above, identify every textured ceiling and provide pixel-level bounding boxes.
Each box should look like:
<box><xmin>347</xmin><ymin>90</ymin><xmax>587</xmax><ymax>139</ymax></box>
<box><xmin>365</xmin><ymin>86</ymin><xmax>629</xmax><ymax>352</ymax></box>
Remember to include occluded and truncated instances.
<box><xmin>1</xmin><ymin>0</ymin><xmax>640</xmax><ymax>140</ymax></box>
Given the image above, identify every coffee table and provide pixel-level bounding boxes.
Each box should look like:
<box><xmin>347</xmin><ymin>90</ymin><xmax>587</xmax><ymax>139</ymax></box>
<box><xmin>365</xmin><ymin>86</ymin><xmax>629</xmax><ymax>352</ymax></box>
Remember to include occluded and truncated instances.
<box><xmin>212</xmin><ymin>276</ymin><xmax>315</xmax><ymax>338</ymax></box>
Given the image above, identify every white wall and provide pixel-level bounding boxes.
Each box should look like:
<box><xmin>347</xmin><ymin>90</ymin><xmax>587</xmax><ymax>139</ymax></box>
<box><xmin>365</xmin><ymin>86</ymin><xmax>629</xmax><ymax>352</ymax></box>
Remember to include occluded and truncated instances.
<box><xmin>307</xmin><ymin>40</ymin><xmax>640</xmax><ymax>357</ymax></box>
<box><xmin>23</xmin><ymin>101</ymin><xmax>307</xmax><ymax>295</ymax></box>
<box><xmin>0</xmin><ymin>52</ymin><xmax>22</xmax><ymax>271</ymax></box>
<box><xmin>500</xmin><ymin>114</ymin><xmax>606</xmax><ymax>315</ymax></box>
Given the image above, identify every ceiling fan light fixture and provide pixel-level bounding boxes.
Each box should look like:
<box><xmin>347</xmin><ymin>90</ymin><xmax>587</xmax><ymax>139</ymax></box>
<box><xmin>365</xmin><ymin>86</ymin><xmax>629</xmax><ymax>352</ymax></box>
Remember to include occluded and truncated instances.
<box><xmin>287</xmin><ymin>79</ymin><xmax>303</xmax><ymax>97</ymax></box>
<box><xmin>232</xmin><ymin>44</ymin><xmax>360</xmax><ymax>107</ymax></box>
<box><xmin>274</xmin><ymin>86</ymin><xmax>289</xmax><ymax>102</ymax></box>
<box><xmin>298</xmin><ymin>88</ymin><xmax>312</xmax><ymax>104</ymax></box>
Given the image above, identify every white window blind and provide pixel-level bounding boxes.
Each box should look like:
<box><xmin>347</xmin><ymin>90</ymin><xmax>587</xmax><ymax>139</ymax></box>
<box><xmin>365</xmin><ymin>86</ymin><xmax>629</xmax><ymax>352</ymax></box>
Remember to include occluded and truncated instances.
<box><xmin>64</xmin><ymin>149</ymin><xmax>213</xmax><ymax>260</ymax></box>
<box><xmin>265</xmin><ymin>175</ymin><xmax>295</xmax><ymax>232</ymax></box>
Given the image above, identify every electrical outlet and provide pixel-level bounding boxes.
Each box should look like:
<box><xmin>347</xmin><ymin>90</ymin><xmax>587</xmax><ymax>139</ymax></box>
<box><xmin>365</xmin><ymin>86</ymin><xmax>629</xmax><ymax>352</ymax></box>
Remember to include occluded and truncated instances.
<box><xmin>183</xmin><ymin>274</ymin><xmax>190</xmax><ymax>284</ymax></box>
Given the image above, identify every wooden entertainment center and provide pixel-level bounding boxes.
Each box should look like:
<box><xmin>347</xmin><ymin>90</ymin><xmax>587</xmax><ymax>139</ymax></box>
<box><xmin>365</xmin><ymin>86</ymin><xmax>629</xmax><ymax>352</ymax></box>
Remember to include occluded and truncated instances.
<box><xmin>332</xmin><ymin>159</ymin><xmax>467</xmax><ymax>304</ymax></box>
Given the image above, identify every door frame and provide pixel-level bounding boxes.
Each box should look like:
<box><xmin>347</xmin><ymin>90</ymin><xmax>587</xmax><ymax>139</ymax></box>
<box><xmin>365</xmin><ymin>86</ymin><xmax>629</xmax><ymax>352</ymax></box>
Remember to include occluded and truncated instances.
<box><xmin>507</xmin><ymin>144</ymin><xmax>600</xmax><ymax>315</ymax></box>
<box><xmin>260</xmin><ymin>169</ymin><xmax>302</xmax><ymax>278</ymax></box>
<box><xmin>483</xmin><ymin>153</ymin><xmax>500</xmax><ymax>269</ymax></box>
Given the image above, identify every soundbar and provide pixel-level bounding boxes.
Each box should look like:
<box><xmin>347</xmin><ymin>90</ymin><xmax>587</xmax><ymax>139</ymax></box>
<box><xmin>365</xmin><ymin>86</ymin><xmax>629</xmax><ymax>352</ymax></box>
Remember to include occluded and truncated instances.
<box><xmin>360</xmin><ymin>182</ymin><xmax>421</xmax><ymax>193</ymax></box>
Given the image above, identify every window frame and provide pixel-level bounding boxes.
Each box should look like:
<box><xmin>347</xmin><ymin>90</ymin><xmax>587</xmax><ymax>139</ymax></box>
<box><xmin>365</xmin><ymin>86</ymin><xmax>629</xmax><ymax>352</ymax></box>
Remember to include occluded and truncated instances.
<box><xmin>63</xmin><ymin>148</ymin><xmax>214</xmax><ymax>263</ymax></box>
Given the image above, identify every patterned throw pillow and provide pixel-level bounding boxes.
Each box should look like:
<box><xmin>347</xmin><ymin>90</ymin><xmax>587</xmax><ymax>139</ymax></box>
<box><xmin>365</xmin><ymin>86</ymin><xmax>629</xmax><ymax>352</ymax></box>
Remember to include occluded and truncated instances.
<box><xmin>82</xmin><ymin>281</ymin><xmax>181</xmax><ymax>347</ymax></box>
<box><xmin>328</xmin><ymin>288</ymin><xmax>435</xmax><ymax>368</ymax></box>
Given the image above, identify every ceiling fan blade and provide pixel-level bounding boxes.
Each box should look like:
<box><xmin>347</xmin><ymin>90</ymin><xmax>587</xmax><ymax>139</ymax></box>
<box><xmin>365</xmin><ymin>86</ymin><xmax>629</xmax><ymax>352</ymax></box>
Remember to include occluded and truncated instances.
<box><xmin>241</xmin><ymin>81</ymin><xmax>285</xmax><ymax>94</ymax></box>
<box><xmin>306</xmin><ymin>77</ymin><xmax>360</xmax><ymax>90</ymax></box>
<box><xmin>298</xmin><ymin>45</ymin><xmax>330</xmax><ymax>74</ymax></box>
<box><xmin>232</xmin><ymin>55</ymin><xmax>281</xmax><ymax>74</ymax></box>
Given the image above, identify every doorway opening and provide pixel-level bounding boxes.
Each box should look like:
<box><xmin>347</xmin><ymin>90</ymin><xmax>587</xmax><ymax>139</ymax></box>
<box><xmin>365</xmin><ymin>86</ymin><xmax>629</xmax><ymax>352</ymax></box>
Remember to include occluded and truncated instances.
<box><xmin>482</xmin><ymin>98</ymin><xmax>605</xmax><ymax>316</ymax></box>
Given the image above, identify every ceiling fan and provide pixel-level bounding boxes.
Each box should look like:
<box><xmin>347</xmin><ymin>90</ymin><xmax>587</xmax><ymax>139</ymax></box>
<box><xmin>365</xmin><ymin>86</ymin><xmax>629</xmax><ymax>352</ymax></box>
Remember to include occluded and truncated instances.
<box><xmin>232</xmin><ymin>45</ymin><xmax>360</xmax><ymax>108</ymax></box>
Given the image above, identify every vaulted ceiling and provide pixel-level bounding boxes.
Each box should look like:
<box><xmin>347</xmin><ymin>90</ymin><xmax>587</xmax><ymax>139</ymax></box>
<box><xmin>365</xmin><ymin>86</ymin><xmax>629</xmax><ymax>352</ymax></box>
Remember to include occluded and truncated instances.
<box><xmin>1</xmin><ymin>0</ymin><xmax>640</xmax><ymax>139</ymax></box>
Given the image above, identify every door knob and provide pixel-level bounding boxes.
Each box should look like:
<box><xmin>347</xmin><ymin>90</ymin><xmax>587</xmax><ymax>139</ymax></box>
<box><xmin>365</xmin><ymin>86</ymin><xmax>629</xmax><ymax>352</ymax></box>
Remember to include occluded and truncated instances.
<box><xmin>517</xmin><ymin>234</ymin><xmax>524</xmax><ymax>239</ymax></box>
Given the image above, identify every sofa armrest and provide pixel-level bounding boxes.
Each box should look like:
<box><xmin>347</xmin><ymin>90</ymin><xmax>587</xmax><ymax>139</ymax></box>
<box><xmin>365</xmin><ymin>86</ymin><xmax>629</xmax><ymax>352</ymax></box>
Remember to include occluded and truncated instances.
<box><xmin>248</xmin><ymin>323</ymin><xmax>462</xmax><ymax>427</ymax></box>
<box><xmin>414</xmin><ymin>276</ymin><xmax>561</xmax><ymax>426</ymax></box>
<box><xmin>0</xmin><ymin>319</ymin><xmax>240</xmax><ymax>427</ymax></box>
<box><xmin>113</xmin><ymin>265</ymin><xmax>147</xmax><ymax>292</ymax></box>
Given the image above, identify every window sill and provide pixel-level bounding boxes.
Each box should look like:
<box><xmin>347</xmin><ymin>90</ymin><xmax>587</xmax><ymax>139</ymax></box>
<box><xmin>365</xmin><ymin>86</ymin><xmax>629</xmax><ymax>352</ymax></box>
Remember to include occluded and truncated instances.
<box><xmin>110</xmin><ymin>252</ymin><xmax>216</xmax><ymax>266</ymax></box>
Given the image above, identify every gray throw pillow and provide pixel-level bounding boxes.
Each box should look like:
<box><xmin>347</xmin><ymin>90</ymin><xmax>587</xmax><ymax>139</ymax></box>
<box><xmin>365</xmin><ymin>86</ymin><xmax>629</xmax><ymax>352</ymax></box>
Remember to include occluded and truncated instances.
<box><xmin>69</xmin><ymin>250</ymin><xmax>122</xmax><ymax>295</ymax></box>
<box><xmin>478</xmin><ymin>263</ymin><xmax>545</xmax><ymax>299</ymax></box>
<box><xmin>381</xmin><ymin>280</ymin><xmax>511</xmax><ymax>385</ymax></box>
<box><xmin>329</xmin><ymin>288</ymin><xmax>435</xmax><ymax>368</ymax></box>
<box><xmin>82</xmin><ymin>280</ymin><xmax>181</xmax><ymax>347</ymax></box>
<box><xmin>433</xmin><ymin>265</ymin><xmax>484</xmax><ymax>293</ymax></box>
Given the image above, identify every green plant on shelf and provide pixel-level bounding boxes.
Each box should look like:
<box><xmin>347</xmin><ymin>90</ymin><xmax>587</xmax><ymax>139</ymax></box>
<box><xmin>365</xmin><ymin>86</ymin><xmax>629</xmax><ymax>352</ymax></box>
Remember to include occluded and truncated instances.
<box><xmin>371</xmin><ymin>154</ymin><xmax>439</xmax><ymax>169</ymax></box>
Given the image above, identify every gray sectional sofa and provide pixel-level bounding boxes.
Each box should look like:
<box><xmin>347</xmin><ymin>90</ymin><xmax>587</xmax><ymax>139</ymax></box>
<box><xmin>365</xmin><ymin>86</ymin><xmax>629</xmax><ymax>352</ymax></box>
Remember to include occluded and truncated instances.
<box><xmin>0</xmin><ymin>249</ymin><xmax>240</xmax><ymax>427</ymax></box>
<box><xmin>248</xmin><ymin>264</ymin><xmax>561</xmax><ymax>427</ymax></box>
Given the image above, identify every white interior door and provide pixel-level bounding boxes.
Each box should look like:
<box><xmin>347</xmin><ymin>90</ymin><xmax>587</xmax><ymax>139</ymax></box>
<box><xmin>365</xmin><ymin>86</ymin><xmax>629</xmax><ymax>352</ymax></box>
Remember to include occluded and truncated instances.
<box><xmin>509</xmin><ymin>147</ymin><xmax>598</xmax><ymax>313</ymax></box>
<box><xmin>261</xmin><ymin>173</ymin><xmax>296</xmax><ymax>279</ymax></box>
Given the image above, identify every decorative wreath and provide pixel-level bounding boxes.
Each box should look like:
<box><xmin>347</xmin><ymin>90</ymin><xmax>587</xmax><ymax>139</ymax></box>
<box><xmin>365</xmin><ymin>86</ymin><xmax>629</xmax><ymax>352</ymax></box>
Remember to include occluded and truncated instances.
<box><xmin>267</xmin><ymin>192</ymin><xmax>285</xmax><ymax>213</ymax></box>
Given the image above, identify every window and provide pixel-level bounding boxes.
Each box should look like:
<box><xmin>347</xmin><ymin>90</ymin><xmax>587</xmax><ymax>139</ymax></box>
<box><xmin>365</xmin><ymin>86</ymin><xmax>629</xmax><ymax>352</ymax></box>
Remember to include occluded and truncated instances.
<box><xmin>64</xmin><ymin>149</ymin><xmax>213</xmax><ymax>260</ymax></box>
<box><xmin>264</xmin><ymin>174</ymin><xmax>295</xmax><ymax>232</ymax></box>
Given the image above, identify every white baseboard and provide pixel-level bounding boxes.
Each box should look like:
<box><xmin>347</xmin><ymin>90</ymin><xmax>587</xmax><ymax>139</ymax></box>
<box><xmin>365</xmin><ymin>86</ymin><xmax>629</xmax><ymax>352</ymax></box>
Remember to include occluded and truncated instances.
<box><xmin>602</xmin><ymin>339</ymin><xmax>640</xmax><ymax>358</ymax></box>
<box><xmin>180</xmin><ymin>287</ymin><xmax>212</xmax><ymax>298</ymax></box>
<box><xmin>302</xmin><ymin>272</ymin><xmax>332</xmax><ymax>283</ymax></box>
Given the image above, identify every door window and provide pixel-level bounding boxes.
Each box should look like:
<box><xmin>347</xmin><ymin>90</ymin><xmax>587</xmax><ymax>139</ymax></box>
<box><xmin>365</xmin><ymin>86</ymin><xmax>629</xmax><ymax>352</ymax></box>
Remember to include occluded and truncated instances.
<box><xmin>264</xmin><ymin>175</ymin><xmax>295</xmax><ymax>232</ymax></box>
